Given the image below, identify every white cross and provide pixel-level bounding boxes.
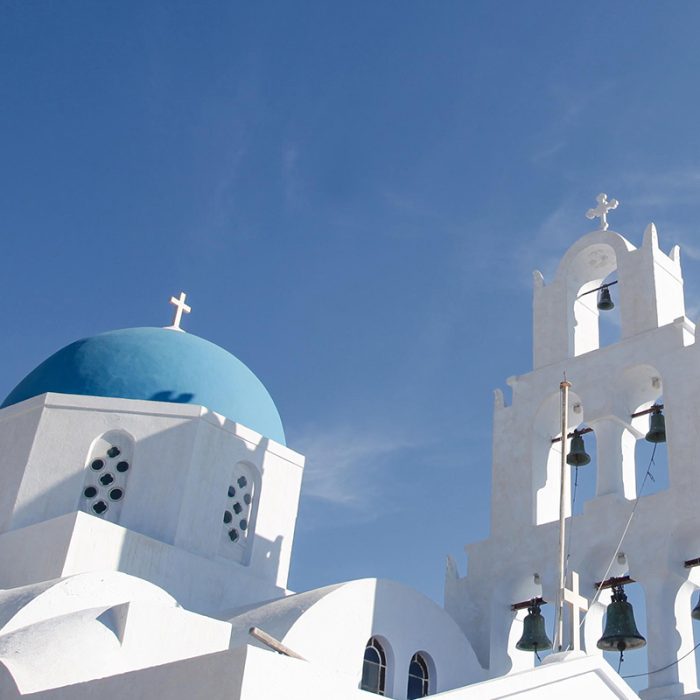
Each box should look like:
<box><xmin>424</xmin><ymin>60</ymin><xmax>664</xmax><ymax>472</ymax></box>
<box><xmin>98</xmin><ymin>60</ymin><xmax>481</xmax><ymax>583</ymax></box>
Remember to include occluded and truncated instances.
<box><xmin>586</xmin><ymin>193</ymin><xmax>619</xmax><ymax>231</ymax></box>
<box><xmin>165</xmin><ymin>292</ymin><xmax>191</xmax><ymax>332</ymax></box>
<box><xmin>563</xmin><ymin>571</ymin><xmax>589</xmax><ymax>651</ymax></box>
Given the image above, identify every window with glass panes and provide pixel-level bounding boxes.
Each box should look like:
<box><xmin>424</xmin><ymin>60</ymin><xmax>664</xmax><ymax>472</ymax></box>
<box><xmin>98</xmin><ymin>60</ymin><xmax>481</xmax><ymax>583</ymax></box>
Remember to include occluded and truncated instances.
<box><xmin>407</xmin><ymin>652</ymin><xmax>429</xmax><ymax>698</ymax></box>
<box><xmin>360</xmin><ymin>638</ymin><xmax>386</xmax><ymax>695</ymax></box>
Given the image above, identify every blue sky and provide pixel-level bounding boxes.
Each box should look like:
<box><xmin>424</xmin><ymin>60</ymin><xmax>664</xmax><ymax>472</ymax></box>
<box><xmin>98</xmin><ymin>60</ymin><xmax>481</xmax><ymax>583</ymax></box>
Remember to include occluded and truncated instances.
<box><xmin>3</xmin><ymin>1</ymin><xmax>700</xmax><ymax>683</ymax></box>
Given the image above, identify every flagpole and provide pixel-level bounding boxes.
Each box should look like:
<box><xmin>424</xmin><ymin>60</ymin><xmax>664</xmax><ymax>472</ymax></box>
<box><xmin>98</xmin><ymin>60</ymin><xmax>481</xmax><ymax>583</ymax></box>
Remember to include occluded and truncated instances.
<box><xmin>553</xmin><ymin>378</ymin><xmax>571</xmax><ymax>652</ymax></box>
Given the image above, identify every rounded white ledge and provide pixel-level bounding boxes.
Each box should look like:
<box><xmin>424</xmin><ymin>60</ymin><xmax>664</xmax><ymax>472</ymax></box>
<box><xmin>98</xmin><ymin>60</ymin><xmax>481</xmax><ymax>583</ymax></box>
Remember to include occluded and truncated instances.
<box><xmin>540</xmin><ymin>650</ymin><xmax>587</xmax><ymax>665</ymax></box>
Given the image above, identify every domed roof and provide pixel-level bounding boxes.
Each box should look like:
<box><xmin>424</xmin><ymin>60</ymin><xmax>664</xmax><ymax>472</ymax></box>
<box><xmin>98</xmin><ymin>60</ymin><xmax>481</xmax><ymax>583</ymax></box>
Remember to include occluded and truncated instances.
<box><xmin>1</xmin><ymin>327</ymin><xmax>285</xmax><ymax>444</ymax></box>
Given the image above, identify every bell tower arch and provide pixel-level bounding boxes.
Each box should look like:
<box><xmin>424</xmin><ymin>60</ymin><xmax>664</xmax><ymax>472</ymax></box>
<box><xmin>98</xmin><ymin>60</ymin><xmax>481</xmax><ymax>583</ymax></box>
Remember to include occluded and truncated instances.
<box><xmin>533</xmin><ymin>223</ymin><xmax>685</xmax><ymax>369</ymax></box>
<box><xmin>446</xmin><ymin>195</ymin><xmax>700</xmax><ymax>697</ymax></box>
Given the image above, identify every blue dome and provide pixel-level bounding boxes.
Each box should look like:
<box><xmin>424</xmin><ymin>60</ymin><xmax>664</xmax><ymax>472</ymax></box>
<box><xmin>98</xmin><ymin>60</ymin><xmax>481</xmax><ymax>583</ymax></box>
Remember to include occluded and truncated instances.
<box><xmin>1</xmin><ymin>327</ymin><xmax>285</xmax><ymax>444</ymax></box>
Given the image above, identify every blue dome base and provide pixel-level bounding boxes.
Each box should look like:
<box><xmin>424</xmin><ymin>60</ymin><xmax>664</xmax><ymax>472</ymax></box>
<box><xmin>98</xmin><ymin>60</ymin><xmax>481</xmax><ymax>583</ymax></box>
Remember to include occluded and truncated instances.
<box><xmin>2</xmin><ymin>327</ymin><xmax>285</xmax><ymax>445</ymax></box>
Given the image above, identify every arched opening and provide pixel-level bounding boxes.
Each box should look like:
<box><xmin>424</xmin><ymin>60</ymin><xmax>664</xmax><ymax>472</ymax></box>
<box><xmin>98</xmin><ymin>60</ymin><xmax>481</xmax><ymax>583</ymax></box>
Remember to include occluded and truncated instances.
<box><xmin>569</xmin><ymin>242</ymin><xmax>619</xmax><ymax>357</ymax></box>
<box><xmin>632</xmin><ymin>393</ymin><xmax>667</xmax><ymax>499</ymax></box>
<box><xmin>506</xmin><ymin>574</ymin><xmax>546</xmax><ymax>673</ymax></box>
<box><xmin>407</xmin><ymin>652</ymin><xmax>431</xmax><ymax>699</ymax></box>
<box><xmin>600</xmin><ymin>581</ymin><xmax>648</xmax><ymax>694</ymax></box>
<box><xmin>597</xmin><ymin>271</ymin><xmax>621</xmax><ymax>348</ymax></box>
<box><xmin>220</xmin><ymin>460</ymin><xmax>258</xmax><ymax>564</ymax></box>
<box><xmin>634</xmin><ymin>422</ymin><xmax>668</xmax><ymax>498</ymax></box>
<box><xmin>660</xmin><ymin>577</ymin><xmax>697</xmax><ymax>694</ymax></box>
<box><xmin>361</xmin><ymin>637</ymin><xmax>387</xmax><ymax>695</ymax></box>
<box><xmin>689</xmin><ymin>585</ymin><xmax>700</xmax><ymax>690</ymax></box>
<box><xmin>569</xmin><ymin>427</ymin><xmax>597</xmax><ymax>516</ymax></box>
<box><xmin>621</xmin><ymin>365</ymin><xmax>666</xmax><ymax>499</ymax></box>
<box><xmin>79</xmin><ymin>430</ymin><xmax>134</xmax><ymax>524</ymax></box>
<box><xmin>532</xmin><ymin>391</ymin><xmax>586</xmax><ymax>525</ymax></box>
<box><xmin>580</xmin><ymin>549</ymin><xmax>630</xmax><ymax>655</ymax></box>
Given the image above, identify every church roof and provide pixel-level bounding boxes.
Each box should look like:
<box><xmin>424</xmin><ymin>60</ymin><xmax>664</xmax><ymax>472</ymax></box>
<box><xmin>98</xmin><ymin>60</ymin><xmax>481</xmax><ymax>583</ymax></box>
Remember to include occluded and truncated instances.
<box><xmin>1</xmin><ymin>327</ymin><xmax>286</xmax><ymax>444</ymax></box>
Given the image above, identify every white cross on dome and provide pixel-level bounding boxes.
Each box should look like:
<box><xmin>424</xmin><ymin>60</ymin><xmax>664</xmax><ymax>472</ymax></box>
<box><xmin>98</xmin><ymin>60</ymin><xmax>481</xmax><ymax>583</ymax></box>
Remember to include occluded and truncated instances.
<box><xmin>165</xmin><ymin>291</ymin><xmax>191</xmax><ymax>332</ymax></box>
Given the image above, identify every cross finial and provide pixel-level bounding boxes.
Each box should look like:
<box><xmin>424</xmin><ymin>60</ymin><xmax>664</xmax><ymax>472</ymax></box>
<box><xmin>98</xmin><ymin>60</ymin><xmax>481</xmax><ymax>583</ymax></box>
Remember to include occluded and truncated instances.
<box><xmin>165</xmin><ymin>292</ymin><xmax>191</xmax><ymax>332</ymax></box>
<box><xmin>585</xmin><ymin>193</ymin><xmax>619</xmax><ymax>231</ymax></box>
<box><xmin>563</xmin><ymin>571</ymin><xmax>589</xmax><ymax>651</ymax></box>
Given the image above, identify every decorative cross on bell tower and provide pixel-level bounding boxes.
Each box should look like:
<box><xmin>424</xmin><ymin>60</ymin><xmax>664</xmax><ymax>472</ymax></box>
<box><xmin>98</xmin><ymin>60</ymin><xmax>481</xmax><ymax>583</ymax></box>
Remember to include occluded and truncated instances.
<box><xmin>563</xmin><ymin>571</ymin><xmax>589</xmax><ymax>651</ymax></box>
<box><xmin>585</xmin><ymin>193</ymin><xmax>619</xmax><ymax>231</ymax></box>
<box><xmin>165</xmin><ymin>291</ymin><xmax>191</xmax><ymax>332</ymax></box>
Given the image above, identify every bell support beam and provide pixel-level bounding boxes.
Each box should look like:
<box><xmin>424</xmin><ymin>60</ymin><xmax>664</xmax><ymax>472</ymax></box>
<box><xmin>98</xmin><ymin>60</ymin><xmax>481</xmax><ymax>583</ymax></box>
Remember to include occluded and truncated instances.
<box><xmin>550</xmin><ymin>426</ymin><xmax>593</xmax><ymax>444</ymax></box>
<box><xmin>511</xmin><ymin>597</ymin><xmax>546</xmax><ymax>611</ymax></box>
<box><xmin>576</xmin><ymin>280</ymin><xmax>619</xmax><ymax>298</ymax></box>
<box><xmin>593</xmin><ymin>575</ymin><xmax>635</xmax><ymax>591</ymax></box>
<box><xmin>631</xmin><ymin>404</ymin><xmax>664</xmax><ymax>418</ymax></box>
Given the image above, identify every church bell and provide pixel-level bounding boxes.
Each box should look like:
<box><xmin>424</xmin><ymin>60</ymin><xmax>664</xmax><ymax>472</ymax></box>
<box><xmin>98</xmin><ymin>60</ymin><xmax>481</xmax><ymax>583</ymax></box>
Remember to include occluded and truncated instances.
<box><xmin>566</xmin><ymin>432</ymin><xmax>591</xmax><ymax>467</ymax></box>
<box><xmin>596</xmin><ymin>585</ymin><xmax>646</xmax><ymax>653</ymax></box>
<box><xmin>515</xmin><ymin>600</ymin><xmax>552</xmax><ymax>652</ymax></box>
<box><xmin>645</xmin><ymin>408</ymin><xmax>666</xmax><ymax>444</ymax></box>
<box><xmin>597</xmin><ymin>286</ymin><xmax>614</xmax><ymax>311</ymax></box>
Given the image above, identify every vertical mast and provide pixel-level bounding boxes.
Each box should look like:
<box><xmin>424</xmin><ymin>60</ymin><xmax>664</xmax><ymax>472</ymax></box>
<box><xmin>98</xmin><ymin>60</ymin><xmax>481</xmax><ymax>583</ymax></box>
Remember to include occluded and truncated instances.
<box><xmin>553</xmin><ymin>379</ymin><xmax>571</xmax><ymax>652</ymax></box>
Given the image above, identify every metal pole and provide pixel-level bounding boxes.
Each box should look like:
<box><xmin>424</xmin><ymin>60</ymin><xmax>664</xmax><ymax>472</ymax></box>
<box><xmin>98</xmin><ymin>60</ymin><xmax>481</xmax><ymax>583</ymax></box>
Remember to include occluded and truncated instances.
<box><xmin>553</xmin><ymin>379</ymin><xmax>571</xmax><ymax>652</ymax></box>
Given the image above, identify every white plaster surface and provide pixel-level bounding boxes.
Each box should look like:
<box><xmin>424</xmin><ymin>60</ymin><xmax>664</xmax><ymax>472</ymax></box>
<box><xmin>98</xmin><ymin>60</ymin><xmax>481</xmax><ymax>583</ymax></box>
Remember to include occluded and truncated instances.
<box><xmin>447</xmin><ymin>225</ymin><xmax>699</xmax><ymax>699</ymax></box>
<box><xmin>2</xmin><ymin>219</ymin><xmax>697</xmax><ymax>699</ymax></box>
<box><xmin>438</xmin><ymin>652</ymin><xmax>638</xmax><ymax>698</ymax></box>
<box><xmin>226</xmin><ymin>578</ymin><xmax>484</xmax><ymax>696</ymax></box>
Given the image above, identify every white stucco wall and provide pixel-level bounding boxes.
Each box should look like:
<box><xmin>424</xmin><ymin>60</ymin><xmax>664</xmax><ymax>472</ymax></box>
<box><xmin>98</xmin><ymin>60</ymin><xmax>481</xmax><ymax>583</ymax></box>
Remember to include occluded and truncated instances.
<box><xmin>1</xmin><ymin>220</ymin><xmax>687</xmax><ymax>700</ymax></box>
<box><xmin>0</xmin><ymin>393</ymin><xmax>304</xmax><ymax>611</ymax></box>
<box><xmin>447</xmin><ymin>225</ymin><xmax>700</xmax><ymax>699</ymax></box>
<box><xmin>0</xmin><ymin>571</ymin><xmax>231</xmax><ymax>694</ymax></box>
<box><xmin>227</xmin><ymin>578</ymin><xmax>485</xmax><ymax>696</ymax></box>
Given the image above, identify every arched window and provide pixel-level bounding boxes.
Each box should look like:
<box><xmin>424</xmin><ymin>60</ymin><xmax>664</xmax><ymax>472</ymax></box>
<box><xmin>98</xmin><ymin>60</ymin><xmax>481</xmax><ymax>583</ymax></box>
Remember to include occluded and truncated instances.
<box><xmin>79</xmin><ymin>430</ymin><xmax>134</xmax><ymax>523</ymax></box>
<box><xmin>219</xmin><ymin>461</ymin><xmax>258</xmax><ymax>564</ymax></box>
<box><xmin>407</xmin><ymin>652</ymin><xmax>429</xmax><ymax>698</ymax></box>
<box><xmin>634</xmin><ymin>397</ymin><xmax>668</xmax><ymax>498</ymax></box>
<box><xmin>361</xmin><ymin>637</ymin><xmax>386</xmax><ymax>695</ymax></box>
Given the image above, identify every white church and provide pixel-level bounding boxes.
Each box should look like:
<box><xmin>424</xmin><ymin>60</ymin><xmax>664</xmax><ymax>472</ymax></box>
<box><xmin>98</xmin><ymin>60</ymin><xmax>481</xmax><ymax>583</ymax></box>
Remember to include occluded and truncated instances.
<box><xmin>0</xmin><ymin>196</ymin><xmax>699</xmax><ymax>699</ymax></box>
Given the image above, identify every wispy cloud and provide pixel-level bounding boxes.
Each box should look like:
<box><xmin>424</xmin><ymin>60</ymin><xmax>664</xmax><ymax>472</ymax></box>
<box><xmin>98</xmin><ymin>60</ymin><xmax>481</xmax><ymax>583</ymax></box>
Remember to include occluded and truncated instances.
<box><xmin>529</xmin><ymin>80</ymin><xmax>616</xmax><ymax>166</ymax></box>
<box><xmin>679</xmin><ymin>242</ymin><xmax>700</xmax><ymax>262</ymax></box>
<box><xmin>507</xmin><ymin>198</ymin><xmax>585</xmax><ymax>288</ymax></box>
<box><xmin>621</xmin><ymin>167</ymin><xmax>700</xmax><ymax>209</ymax></box>
<box><xmin>293</xmin><ymin>423</ymin><xmax>416</xmax><ymax>512</ymax></box>
<box><xmin>282</xmin><ymin>142</ymin><xmax>305</xmax><ymax>209</ymax></box>
<box><xmin>511</xmin><ymin>165</ymin><xmax>700</xmax><ymax>283</ymax></box>
<box><xmin>506</xmin><ymin>168</ymin><xmax>700</xmax><ymax>321</ymax></box>
<box><xmin>531</xmin><ymin>139</ymin><xmax>566</xmax><ymax>164</ymax></box>
<box><xmin>620</xmin><ymin>168</ymin><xmax>700</xmax><ymax>319</ymax></box>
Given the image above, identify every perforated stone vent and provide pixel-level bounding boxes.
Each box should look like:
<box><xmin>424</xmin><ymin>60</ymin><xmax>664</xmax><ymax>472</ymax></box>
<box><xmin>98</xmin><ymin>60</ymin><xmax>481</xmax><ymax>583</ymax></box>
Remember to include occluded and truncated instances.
<box><xmin>223</xmin><ymin>473</ymin><xmax>253</xmax><ymax>545</ymax></box>
<box><xmin>79</xmin><ymin>431</ymin><xmax>133</xmax><ymax>523</ymax></box>
<box><xmin>220</xmin><ymin>463</ymin><xmax>255</xmax><ymax>562</ymax></box>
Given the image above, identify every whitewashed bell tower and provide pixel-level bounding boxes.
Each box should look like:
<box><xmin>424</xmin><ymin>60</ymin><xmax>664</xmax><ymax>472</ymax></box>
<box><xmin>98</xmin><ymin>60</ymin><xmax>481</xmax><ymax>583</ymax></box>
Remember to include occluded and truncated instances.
<box><xmin>446</xmin><ymin>195</ymin><xmax>700</xmax><ymax>700</ymax></box>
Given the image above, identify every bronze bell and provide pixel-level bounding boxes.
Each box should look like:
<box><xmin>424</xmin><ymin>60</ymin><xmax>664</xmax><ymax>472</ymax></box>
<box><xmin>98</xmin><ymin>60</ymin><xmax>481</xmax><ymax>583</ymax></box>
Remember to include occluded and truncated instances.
<box><xmin>645</xmin><ymin>408</ymin><xmax>666</xmax><ymax>444</ymax></box>
<box><xmin>566</xmin><ymin>432</ymin><xmax>591</xmax><ymax>467</ymax></box>
<box><xmin>516</xmin><ymin>600</ymin><xmax>552</xmax><ymax>652</ymax></box>
<box><xmin>597</xmin><ymin>286</ymin><xmax>614</xmax><ymax>311</ymax></box>
<box><xmin>597</xmin><ymin>585</ymin><xmax>646</xmax><ymax>653</ymax></box>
